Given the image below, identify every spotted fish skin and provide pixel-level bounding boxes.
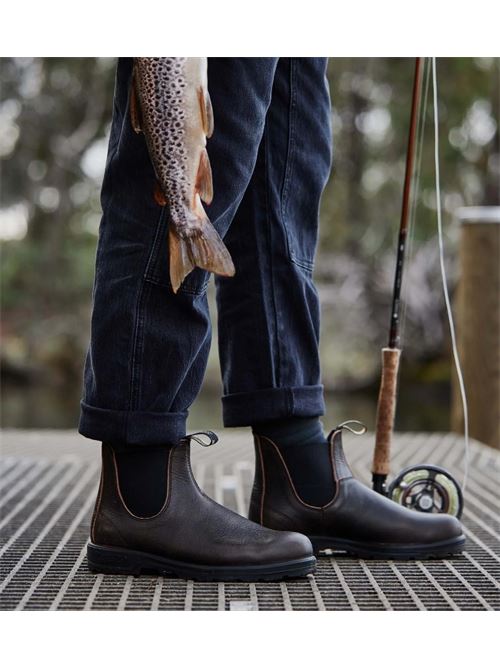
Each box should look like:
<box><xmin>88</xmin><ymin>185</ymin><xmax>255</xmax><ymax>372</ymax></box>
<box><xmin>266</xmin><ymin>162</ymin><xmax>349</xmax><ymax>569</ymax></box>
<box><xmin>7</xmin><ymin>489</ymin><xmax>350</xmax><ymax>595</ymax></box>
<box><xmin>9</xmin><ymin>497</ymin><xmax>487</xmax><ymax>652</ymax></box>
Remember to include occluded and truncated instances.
<box><xmin>131</xmin><ymin>57</ymin><xmax>235</xmax><ymax>293</ymax></box>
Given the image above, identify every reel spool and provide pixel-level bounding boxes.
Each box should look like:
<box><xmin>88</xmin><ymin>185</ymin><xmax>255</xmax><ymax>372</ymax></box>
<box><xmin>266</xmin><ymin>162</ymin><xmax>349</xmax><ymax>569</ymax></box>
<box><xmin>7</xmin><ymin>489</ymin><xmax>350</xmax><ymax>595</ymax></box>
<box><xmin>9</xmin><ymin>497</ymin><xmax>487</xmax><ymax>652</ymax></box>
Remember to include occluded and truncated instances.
<box><xmin>388</xmin><ymin>465</ymin><xmax>463</xmax><ymax>519</ymax></box>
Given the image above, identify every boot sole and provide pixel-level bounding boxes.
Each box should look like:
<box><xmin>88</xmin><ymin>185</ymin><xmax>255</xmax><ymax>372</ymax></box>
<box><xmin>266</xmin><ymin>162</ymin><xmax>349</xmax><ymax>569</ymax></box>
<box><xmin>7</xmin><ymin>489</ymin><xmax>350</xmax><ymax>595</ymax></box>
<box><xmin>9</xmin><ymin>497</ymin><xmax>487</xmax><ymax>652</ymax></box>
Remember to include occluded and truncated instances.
<box><xmin>87</xmin><ymin>542</ymin><xmax>316</xmax><ymax>582</ymax></box>
<box><xmin>309</xmin><ymin>534</ymin><xmax>466</xmax><ymax>559</ymax></box>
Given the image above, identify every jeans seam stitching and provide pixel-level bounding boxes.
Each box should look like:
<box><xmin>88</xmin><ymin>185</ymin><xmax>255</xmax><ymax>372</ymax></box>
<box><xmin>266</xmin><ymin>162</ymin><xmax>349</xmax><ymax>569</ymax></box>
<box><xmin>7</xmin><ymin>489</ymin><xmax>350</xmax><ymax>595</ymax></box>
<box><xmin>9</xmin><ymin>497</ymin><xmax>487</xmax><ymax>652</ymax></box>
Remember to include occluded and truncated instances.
<box><xmin>289</xmin><ymin>254</ymin><xmax>314</xmax><ymax>273</ymax></box>
<box><xmin>127</xmin><ymin>289</ymin><xmax>142</xmax><ymax>419</ymax></box>
<box><xmin>263</xmin><ymin>124</ymin><xmax>282</xmax><ymax>388</ymax></box>
<box><xmin>279</xmin><ymin>59</ymin><xmax>319</xmax><ymax>272</ymax></box>
<box><xmin>280</xmin><ymin>58</ymin><xmax>297</xmax><ymax>220</ymax></box>
<box><xmin>128</xmin><ymin>280</ymin><xmax>149</xmax><ymax>415</ymax></box>
<box><xmin>129</xmin><ymin>205</ymin><xmax>160</xmax><ymax>417</ymax></box>
<box><xmin>280</xmin><ymin>58</ymin><xmax>303</xmax><ymax>269</ymax></box>
<box><xmin>143</xmin><ymin>207</ymin><xmax>169</xmax><ymax>280</ymax></box>
<box><xmin>93</xmin><ymin>143</ymin><xmax>119</xmax><ymax>275</ymax></box>
<box><xmin>179</xmin><ymin>283</ymin><xmax>210</xmax><ymax>296</ymax></box>
<box><xmin>128</xmin><ymin>202</ymin><xmax>167</xmax><ymax>416</ymax></box>
<box><xmin>144</xmin><ymin>273</ymin><xmax>210</xmax><ymax>297</ymax></box>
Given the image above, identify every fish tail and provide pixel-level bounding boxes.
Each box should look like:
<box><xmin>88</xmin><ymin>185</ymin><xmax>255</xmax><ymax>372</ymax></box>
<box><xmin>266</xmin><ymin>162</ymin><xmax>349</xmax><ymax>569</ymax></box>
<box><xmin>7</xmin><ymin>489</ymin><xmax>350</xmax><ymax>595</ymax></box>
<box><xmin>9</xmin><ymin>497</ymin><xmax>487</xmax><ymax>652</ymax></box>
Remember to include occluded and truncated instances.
<box><xmin>169</xmin><ymin>220</ymin><xmax>235</xmax><ymax>294</ymax></box>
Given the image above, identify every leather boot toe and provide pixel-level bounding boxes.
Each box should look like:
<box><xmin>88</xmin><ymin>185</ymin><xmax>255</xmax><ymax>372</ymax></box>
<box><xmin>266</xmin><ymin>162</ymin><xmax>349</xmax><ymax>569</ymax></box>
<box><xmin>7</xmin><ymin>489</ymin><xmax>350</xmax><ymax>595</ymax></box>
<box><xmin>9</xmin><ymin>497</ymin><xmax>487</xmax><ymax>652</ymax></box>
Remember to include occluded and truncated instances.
<box><xmin>249</xmin><ymin>426</ymin><xmax>466</xmax><ymax>560</ymax></box>
<box><xmin>87</xmin><ymin>435</ymin><xmax>316</xmax><ymax>581</ymax></box>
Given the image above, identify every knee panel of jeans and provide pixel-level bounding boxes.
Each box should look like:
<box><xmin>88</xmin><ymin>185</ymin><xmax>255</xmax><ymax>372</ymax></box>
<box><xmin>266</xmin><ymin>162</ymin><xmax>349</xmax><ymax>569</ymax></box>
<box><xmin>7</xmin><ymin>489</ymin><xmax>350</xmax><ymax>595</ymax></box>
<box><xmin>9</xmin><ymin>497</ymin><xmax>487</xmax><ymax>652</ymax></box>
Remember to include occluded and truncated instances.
<box><xmin>276</xmin><ymin>58</ymin><xmax>333</xmax><ymax>275</ymax></box>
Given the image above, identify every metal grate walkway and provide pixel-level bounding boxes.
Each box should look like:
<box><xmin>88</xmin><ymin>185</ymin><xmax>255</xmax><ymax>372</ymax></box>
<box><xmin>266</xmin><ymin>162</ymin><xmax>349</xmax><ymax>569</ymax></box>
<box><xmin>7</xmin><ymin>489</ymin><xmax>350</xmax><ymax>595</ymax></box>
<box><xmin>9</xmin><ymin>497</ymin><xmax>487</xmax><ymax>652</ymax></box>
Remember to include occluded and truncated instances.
<box><xmin>1</xmin><ymin>429</ymin><xmax>499</xmax><ymax>610</ymax></box>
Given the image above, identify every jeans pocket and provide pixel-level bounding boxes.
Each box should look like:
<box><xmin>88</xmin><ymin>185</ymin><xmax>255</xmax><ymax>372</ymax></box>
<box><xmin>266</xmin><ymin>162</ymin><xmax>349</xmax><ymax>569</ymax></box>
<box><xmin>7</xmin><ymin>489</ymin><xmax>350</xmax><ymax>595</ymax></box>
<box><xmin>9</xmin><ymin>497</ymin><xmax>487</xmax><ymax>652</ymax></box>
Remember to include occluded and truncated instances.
<box><xmin>143</xmin><ymin>208</ymin><xmax>211</xmax><ymax>296</ymax></box>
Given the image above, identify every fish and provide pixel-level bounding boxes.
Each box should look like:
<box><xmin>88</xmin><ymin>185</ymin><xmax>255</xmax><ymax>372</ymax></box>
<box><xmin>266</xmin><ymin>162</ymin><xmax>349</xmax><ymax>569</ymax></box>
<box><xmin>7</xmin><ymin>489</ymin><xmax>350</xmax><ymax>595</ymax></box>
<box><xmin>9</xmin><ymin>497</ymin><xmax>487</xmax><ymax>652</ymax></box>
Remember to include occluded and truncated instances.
<box><xmin>130</xmin><ymin>57</ymin><xmax>235</xmax><ymax>293</ymax></box>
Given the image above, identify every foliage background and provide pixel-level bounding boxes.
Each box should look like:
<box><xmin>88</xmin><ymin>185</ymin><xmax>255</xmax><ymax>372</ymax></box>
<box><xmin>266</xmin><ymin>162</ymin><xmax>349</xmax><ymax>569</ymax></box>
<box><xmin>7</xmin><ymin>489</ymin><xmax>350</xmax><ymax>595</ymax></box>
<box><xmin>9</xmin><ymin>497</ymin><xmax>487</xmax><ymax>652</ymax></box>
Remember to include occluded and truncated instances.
<box><xmin>1</xmin><ymin>57</ymin><xmax>498</xmax><ymax>430</ymax></box>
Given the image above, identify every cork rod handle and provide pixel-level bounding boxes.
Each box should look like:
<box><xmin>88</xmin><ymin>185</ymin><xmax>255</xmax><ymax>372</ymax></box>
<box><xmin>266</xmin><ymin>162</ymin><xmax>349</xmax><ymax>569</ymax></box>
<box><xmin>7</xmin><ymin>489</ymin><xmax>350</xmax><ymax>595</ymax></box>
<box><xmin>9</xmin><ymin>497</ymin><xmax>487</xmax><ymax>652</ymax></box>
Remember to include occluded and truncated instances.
<box><xmin>372</xmin><ymin>347</ymin><xmax>401</xmax><ymax>476</ymax></box>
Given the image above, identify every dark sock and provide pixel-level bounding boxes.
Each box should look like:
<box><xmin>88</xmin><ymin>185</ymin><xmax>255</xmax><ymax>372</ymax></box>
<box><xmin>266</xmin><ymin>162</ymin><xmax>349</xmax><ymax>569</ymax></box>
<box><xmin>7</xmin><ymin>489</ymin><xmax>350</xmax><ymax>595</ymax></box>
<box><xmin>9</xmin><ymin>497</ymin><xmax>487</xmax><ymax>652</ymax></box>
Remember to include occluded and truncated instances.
<box><xmin>109</xmin><ymin>442</ymin><xmax>171</xmax><ymax>517</ymax></box>
<box><xmin>251</xmin><ymin>416</ymin><xmax>335</xmax><ymax>506</ymax></box>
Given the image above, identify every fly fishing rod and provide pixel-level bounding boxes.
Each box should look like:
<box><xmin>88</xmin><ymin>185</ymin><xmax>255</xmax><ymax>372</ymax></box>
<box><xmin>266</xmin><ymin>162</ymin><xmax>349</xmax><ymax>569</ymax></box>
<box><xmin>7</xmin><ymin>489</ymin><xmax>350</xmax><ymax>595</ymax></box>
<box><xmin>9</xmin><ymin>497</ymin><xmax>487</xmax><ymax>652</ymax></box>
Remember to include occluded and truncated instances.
<box><xmin>370</xmin><ymin>57</ymin><xmax>466</xmax><ymax>518</ymax></box>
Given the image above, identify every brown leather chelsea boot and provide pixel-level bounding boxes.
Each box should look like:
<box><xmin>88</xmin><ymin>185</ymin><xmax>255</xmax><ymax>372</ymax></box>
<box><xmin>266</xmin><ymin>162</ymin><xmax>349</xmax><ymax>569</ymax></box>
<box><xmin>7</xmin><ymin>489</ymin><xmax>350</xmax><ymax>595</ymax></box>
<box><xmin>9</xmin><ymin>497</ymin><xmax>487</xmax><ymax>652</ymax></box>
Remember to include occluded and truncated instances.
<box><xmin>87</xmin><ymin>432</ymin><xmax>316</xmax><ymax>581</ymax></box>
<box><xmin>249</xmin><ymin>424</ymin><xmax>466</xmax><ymax>559</ymax></box>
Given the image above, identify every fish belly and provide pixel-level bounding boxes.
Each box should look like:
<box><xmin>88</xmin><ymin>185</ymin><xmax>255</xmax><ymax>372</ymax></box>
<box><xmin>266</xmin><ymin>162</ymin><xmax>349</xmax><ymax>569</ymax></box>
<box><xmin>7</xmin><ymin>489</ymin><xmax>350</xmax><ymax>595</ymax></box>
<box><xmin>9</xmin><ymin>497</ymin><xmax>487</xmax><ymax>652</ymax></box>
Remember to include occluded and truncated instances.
<box><xmin>134</xmin><ymin>58</ymin><xmax>209</xmax><ymax>229</ymax></box>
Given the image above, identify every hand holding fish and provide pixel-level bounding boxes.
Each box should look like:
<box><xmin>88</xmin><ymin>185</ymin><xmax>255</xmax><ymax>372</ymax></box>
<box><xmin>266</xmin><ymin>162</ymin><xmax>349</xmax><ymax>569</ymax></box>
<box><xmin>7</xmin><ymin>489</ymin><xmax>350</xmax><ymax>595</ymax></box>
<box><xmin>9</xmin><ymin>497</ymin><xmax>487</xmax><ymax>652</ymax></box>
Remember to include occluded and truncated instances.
<box><xmin>130</xmin><ymin>57</ymin><xmax>235</xmax><ymax>293</ymax></box>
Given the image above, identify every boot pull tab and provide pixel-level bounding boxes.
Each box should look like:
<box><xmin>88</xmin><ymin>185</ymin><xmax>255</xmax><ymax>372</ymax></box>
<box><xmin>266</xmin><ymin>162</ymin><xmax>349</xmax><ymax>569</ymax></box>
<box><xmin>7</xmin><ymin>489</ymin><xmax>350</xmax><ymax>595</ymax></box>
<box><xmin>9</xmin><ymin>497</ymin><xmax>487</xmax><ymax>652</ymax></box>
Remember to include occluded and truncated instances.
<box><xmin>326</xmin><ymin>420</ymin><xmax>364</xmax><ymax>481</ymax></box>
<box><xmin>182</xmin><ymin>430</ymin><xmax>219</xmax><ymax>447</ymax></box>
<box><xmin>328</xmin><ymin>420</ymin><xmax>367</xmax><ymax>439</ymax></box>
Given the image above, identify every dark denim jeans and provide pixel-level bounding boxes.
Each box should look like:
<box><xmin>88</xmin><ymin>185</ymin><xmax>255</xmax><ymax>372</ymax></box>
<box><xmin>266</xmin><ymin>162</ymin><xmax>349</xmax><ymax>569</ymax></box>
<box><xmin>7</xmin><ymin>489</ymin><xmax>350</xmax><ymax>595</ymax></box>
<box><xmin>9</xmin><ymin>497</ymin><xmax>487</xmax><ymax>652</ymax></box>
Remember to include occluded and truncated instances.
<box><xmin>79</xmin><ymin>57</ymin><xmax>332</xmax><ymax>446</ymax></box>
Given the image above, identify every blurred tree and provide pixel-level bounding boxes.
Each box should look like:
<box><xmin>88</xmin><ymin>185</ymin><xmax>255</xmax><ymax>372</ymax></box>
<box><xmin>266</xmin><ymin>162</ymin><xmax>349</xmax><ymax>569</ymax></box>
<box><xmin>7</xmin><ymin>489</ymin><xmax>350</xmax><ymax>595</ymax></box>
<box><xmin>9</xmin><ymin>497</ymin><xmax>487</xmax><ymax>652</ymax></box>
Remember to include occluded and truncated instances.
<box><xmin>319</xmin><ymin>57</ymin><xmax>499</xmax><ymax>388</ymax></box>
<box><xmin>1</xmin><ymin>58</ymin><xmax>115</xmax><ymax>384</ymax></box>
<box><xmin>0</xmin><ymin>57</ymin><xmax>498</xmax><ymax>424</ymax></box>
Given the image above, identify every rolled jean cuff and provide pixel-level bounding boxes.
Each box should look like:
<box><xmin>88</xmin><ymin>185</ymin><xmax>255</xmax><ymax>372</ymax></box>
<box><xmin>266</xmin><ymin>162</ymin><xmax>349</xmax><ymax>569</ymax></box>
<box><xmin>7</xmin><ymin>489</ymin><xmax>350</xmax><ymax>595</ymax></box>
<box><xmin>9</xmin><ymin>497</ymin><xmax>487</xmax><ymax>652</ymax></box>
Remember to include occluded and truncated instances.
<box><xmin>221</xmin><ymin>385</ymin><xmax>325</xmax><ymax>427</ymax></box>
<box><xmin>78</xmin><ymin>401</ymin><xmax>188</xmax><ymax>446</ymax></box>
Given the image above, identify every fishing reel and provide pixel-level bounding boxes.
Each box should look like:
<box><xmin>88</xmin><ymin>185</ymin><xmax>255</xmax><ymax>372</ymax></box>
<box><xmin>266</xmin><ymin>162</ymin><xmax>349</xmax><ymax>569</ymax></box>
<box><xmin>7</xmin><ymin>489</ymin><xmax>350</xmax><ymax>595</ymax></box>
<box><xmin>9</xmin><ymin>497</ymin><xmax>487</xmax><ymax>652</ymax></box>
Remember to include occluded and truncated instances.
<box><xmin>387</xmin><ymin>464</ymin><xmax>463</xmax><ymax>519</ymax></box>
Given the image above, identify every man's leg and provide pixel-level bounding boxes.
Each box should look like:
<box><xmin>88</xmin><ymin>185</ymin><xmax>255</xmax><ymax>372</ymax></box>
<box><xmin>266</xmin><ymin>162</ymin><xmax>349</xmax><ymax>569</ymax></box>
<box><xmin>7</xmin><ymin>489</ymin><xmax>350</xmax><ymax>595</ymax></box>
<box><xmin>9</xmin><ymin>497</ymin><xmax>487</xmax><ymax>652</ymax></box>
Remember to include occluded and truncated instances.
<box><xmin>213</xmin><ymin>58</ymin><xmax>332</xmax><ymax>425</ymax></box>
<box><xmin>79</xmin><ymin>57</ymin><xmax>282</xmax><ymax>447</ymax></box>
<box><xmin>214</xmin><ymin>58</ymin><xmax>464</xmax><ymax>559</ymax></box>
<box><xmin>213</xmin><ymin>58</ymin><xmax>335</xmax><ymax>506</ymax></box>
<box><xmin>80</xmin><ymin>58</ymin><xmax>315</xmax><ymax>580</ymax></box>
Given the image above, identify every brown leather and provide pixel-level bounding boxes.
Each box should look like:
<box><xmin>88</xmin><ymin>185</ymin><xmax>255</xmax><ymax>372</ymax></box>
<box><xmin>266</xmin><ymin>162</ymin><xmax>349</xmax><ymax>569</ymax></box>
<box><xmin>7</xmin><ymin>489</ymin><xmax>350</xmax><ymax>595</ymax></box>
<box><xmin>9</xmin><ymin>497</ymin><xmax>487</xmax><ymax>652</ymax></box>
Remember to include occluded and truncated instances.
<box><xmin>91</xmin><ymin>440</ymin><xmax>313</xmax><ymax>567</ymax></box>
<box><xmin>249</xmin><ymin>428</ymin><xmax>465</xmax><ymax>549</ymax></box>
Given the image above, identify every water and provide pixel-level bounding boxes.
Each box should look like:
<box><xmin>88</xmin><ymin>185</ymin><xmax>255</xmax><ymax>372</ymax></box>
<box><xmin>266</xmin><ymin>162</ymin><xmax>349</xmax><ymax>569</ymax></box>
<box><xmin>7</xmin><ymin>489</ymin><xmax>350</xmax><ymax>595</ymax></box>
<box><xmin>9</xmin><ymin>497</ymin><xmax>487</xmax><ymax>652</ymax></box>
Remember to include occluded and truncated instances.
<box><xmin>1</xmin><ymin>379</ymin><xmax>451</xmax><ymax>433</ymax></box>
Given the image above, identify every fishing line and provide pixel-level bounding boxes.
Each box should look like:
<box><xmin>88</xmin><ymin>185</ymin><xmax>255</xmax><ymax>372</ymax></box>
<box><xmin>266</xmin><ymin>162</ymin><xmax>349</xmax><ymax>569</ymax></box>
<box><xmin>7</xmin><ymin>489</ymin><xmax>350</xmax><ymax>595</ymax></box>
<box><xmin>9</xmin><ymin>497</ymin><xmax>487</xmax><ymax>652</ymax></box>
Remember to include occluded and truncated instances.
<box><xmin>431</xmin><ymin>57</ymin><xmax>470</xmax><ymax>493</ymax></box>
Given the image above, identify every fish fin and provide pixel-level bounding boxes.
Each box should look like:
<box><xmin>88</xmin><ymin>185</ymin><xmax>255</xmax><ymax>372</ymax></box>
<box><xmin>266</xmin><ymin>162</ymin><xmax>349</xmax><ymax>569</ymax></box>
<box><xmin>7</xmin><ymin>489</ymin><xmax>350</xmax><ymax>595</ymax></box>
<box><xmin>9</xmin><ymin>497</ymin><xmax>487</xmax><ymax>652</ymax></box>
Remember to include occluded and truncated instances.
<box><xmin>195</xmin><ymin>149</ymin><xmax>213</xmax><ymax>205</ymax></box>
<box><xmin>204</xmin><ymin>91</ymin><xmax>214</xmax><ymax>138</ymax></box>
<box><xmin>169</xmin><ymin>217</ymin><xmax>235</xmax><ymax>294</ymax></box>
<box><xmin>169</xmin><ymin>227</ymin><xmax>195</xmax><ymax>294</ymax></box>
<box><xmin>130</xmin><ymin>67</ymin><xmax>143</xmax><ymax>133</ymax></box>
<box><xmin>197</xmin><ymin>86</ymin><xmax>214</xmax><ymax>138</ymax></box>
<box><xmin>154</xmin><ymin>181</ymin><xmax>168</xmax><ymax>207</ymax></box>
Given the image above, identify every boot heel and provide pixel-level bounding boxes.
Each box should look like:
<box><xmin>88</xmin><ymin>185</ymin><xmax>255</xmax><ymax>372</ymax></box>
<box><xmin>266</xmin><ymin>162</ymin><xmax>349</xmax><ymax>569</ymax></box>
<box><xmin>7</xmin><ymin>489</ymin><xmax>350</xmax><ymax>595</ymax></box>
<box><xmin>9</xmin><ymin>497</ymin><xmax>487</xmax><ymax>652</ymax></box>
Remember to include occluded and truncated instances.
<box><xmin>87</xmin><ymin>543</ymin><xmax>144</xmax><ymax>576</ymax></box>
